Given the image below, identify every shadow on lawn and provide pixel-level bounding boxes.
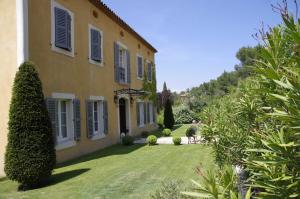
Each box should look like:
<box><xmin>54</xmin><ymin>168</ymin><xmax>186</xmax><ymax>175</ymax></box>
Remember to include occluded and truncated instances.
<box><xmin>57</xmin><ymin>144</ymin><xmax>146</xmax><ymax>169</ymax></box>
<box><xmin>48</xmin><ymin>168</ymin><xmax>90</xmax><ymax>186</ymax></box>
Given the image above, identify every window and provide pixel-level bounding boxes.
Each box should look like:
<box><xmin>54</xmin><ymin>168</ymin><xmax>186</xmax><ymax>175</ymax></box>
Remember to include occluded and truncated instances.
<box><xmin>89</xmin><ymin>24</ymin><xmax>103</xmax><ymax>65</ymax></box>
<box><xmin>119</xmin><ymin>48</ymin><xmax>127</xmax><ymax>83</ymax></box>
<box><xmin>56</xmin><ymin>99</ymin><xmax>72</xmax><ymax>143</ymax></box>
<box><xmin>46</xmin><ymin>93</ymin><xmax>81</xmax><ymax>150</ymax></box>
<box><xmin>86</xmin><ymin>97</ymin><xmax>108</xmax><ymax>139</ymax></box>
<box><xmin>114</xmin><ymin>42</ymin><xmax>131</xmax><ymax>84</ymax></box>
<box><xmin>137</xmin><ymin>102</ymin><xmax>155</xmax><ymax>127</ymax></box>
<box><xmin>51</xmin><ymin>0</ymin><xmax>74</xmax><ymax>57</ymax></box>
<box><xmin>147</xmin><ymin>62</ymin><xmax>152</xmax><ymax>82</ymax></box>
<box><xmin>139</xmin><ymin>103</ymin><xmax>145</xmax><ymax>126</ymax></box>
<box><xmin>92</xmin><ymin>101</ymin><xmax>104</xmax><ymax>136</ymax></box>
<box><xmin>148</xmin><ymin>103</ymin><xmax>154</xmax><ymax>124</ymax></box>
<box><xmin>137</xmin><ymin>55</ymin><xmax>143</xmax><ymax>79</ymax></box>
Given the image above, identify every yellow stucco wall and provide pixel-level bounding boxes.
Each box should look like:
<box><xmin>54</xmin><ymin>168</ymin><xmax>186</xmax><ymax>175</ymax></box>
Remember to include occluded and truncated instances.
<box><xmin>0</xmin><ymin>0</ymin><xmax>17</xmax><ymax>176</ymax></box>
<box><xmin>27</xmin><ymin>0</ymin><xmax>157</xmax><ymax>163</ymax></box>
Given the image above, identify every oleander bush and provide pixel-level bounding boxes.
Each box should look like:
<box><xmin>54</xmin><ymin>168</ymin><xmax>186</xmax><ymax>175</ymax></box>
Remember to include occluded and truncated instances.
<box><xmin>122</xmin><ymin>135</ymin><xmax>134</xmax><ymax>146</ymax></box>
<box><xmin>147</xmin><ymin>135</ymin><xmax>157</xmax><ymax>146</ymax></box>
<box><xmin>172</xmin><ymin>137</ymin><xmax>181</xmax><ymax>145</ymax></box>
<box><xmin>4</xmin><ymin>62</ymin><xmax>56</xmax><ymax>190</ymax></box>
<box><xmin>187</xmin><ymin>5</ymin><xmax>300</xmax><ymax>198</ymax></box>
<box><xmin>174</xmin><ymin>105</ymin><xmax>198</xmax><ymax>124</ymax></box>
<box><xmin>162</xmin><ymin>128</ymin><xmax>172</xmax><ymax>137</ymax></box>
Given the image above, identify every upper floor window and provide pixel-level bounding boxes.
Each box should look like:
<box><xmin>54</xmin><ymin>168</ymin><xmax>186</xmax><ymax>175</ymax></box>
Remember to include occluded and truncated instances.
<box><xmin>51</xmin><ymin>0</ymin><xmax>74</xmax><ymax>57</ymax></box>
<box><xmin>89</xmin><ymin>24</ymin><xmax>103</xmax><ymax>65</ymax></box>
<box><xmin>147</xmin><ymin>61</ymin><xmax>152</xmax><ymax>82</ymax></box>
<box><xmin>137</xmin><ymin>55</ymin><xmax>143</xmax><ymax>80</ymax></box>
<box><xmin>114</xmin><ymin>42</ymin><xmax>131</xmax><ymax>84</ymax></box>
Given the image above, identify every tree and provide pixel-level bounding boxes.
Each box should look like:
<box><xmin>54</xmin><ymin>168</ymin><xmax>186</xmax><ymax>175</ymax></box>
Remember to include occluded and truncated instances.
<box><xmin>5</xmin><ymin>62</ymin><xmax>56</xmax><ymax>189</ymax></box>
<box><xmin>163</xmin><ymin>99</ymin><xmax>175</xmax><ymax>129</ymax></box>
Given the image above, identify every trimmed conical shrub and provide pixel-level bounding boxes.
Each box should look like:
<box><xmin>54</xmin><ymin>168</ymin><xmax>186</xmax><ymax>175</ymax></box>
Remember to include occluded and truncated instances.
<box><xmin>163</xmin><ymin>99</ymin><xmax>175</xmax><ymax>129</ymax></box>
<box><xmin>4</xmin><ymin>62</ymin><xmax>56</xmax><ymax>189</ymax></box>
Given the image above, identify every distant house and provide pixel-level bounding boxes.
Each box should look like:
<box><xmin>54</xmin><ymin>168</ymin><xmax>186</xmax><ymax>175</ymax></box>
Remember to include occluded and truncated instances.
<box><xmin>0</xmin><ymin>0</ymin><xmax>157</xmax><ymax>176</ymax></box>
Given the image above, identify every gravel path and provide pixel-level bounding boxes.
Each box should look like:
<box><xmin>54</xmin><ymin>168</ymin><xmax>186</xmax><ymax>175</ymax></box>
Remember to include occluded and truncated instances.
<box><xmin>134</xmin><ymin>136</ymin><xmax>202</xmax><ymax>145</ymax></box>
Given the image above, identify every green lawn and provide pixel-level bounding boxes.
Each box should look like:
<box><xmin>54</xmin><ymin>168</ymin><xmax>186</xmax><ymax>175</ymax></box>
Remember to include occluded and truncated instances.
<box><xmin>151</xmin><ymin>124</ymin><xmax>200</xmax><ymax>138</ymax></box>
<box><xmin>0</xmin><ymin>144</ymin><xmax>214</xmax><ymax>199</ymax></box>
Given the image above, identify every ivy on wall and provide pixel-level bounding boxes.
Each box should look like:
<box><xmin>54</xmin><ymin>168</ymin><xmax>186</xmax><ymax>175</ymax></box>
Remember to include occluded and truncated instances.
<box><xmin>142</xmin><ymin>63</ymin><xmax>157</xmax><ymax>105</ymax></box>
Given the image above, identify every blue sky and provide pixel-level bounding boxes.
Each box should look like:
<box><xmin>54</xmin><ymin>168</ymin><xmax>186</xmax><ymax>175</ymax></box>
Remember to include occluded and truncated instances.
<box><xmin>102</xmin><ymin>0</ymin><xmax>285</xmax><ymax>92</ymax></box>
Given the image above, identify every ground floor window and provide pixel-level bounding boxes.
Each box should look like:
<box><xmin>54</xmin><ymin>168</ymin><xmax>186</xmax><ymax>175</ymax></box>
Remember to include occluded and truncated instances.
<box><xmin>137</xmin><ymin>101</ymin><xmax>156</xmax><ymax>127</ymax></box>
<box><xmin>87</xmin><ymin>98</ymin><xmax>108</xmax><ymax>139</ymax></box>
<box><xmin>56</xmin><ymin>99</ymin><xmax>73</xmax><ymax>143</ymax></box>
<box><xmin>46</xmin><ymin>94</ymin><xmax>81</xmax><ymax>150</ymax></box>
<box><xmin>93</xmin><ymin>100</ymin><xmax>104</xmax><ymax>135</ymax></box>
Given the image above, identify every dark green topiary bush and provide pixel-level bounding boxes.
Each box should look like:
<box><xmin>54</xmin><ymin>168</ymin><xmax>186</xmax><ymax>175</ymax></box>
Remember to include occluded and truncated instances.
<box><xmin>162</xmin><ymin>128</ymin><xmax>171</xmax><ymax>137</ymax></box>
<box><xmin>163</xmin><ymin>99</ymin><xmax>175</xmax><ymax>129</ymax></box>
<box><xmin>122</xmin><ymin>135</ymin><xmax>134</xmax><ymax>146</ymax></box>
<box><xmin>4</xmin><ymin>62</ymin><xmax>56</xmax><ymax>189</ymax></box>
<box><xmin>172</xmin><ymin>137</ymin><xmax>181</xmax><ymax>145</ymax></box>
<box><xmin>147</xmin><ymin>135</ymin><xmax>157</xmax><ymax>146</ymax></box>
<box><xmin>186</xmin><ymin>126</ymin><xmax>197</xmax><ymax>137</ymax></box>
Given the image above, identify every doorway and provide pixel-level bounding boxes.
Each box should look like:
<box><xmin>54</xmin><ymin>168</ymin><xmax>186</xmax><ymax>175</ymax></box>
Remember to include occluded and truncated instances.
<box><xmin>119</xmin><ymin>98</ymin><xmax>127</xmax><ymax>135</ymax></box>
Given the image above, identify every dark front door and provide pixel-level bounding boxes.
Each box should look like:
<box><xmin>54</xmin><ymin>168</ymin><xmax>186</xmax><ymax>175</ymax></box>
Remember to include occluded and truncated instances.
<box><xmin>119</xmin><ymin>98</ymin><xmax>127</xmax><ymax>134</ymax></box>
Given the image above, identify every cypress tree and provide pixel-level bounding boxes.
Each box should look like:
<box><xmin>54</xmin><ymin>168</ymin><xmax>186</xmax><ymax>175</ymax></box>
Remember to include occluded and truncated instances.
<box><xmin>163</xmin><ymin>99</ymin><xmax>175</xmax><ymax>129</ymax></box>
<box><xmin>5</xmin><ymin>62</ymin><xmax>56</xmax><ymax>189</ymax></box>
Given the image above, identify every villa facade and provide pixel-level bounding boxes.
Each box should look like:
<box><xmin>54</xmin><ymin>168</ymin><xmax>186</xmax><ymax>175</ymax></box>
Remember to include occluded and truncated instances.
<box><xmin>0</xmin><ymin>0</ymin><xmax>157</xmax><ymax>176</ymax></box>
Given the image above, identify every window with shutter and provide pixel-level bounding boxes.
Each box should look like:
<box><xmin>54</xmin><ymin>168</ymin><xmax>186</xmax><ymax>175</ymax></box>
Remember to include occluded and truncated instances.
<box><xmin>115</xmin><ymin>42</ymin><xmax>130</xmax><ymax>84</ymax></box>
<box><xmin>137</xmin><ymin>55</ymin><xmax>143</xmax><ymax>79</ymax></box>
<box><xmin>147</xmin><ymin>62</ymin><xmax>152</xmax><ymax>82</ymax></box>
<box><xmin>51</xmin><ymin>1</ymin><xmax>74</xmax><ymax>56</ymax></box>
<box><xmin>89</xmin><ymin>25</ymin><xmax>103</xmax><ymax>65</ymax></box>
<box><xmin>137</xmin><ymin>102</ymin><xmax>145</xmax><ymax>127</ymax></box>
<box><xmin>87</xmin><ymin>98</ymin><xmax>107</xmax><ymax>140</ymax></box>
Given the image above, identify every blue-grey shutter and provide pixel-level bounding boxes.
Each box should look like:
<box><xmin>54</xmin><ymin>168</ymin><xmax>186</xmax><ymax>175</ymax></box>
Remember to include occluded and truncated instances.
<box><xmin>147</xmin><ymin>63</ymin><xmax>152</xmax><ymax>81</ymax></box>
<box><xmin>73</xmin><ymin>99</ymin><xmax>81</xmax><ymax>141</ymax></box>
<box><xmin>103</xmin><ymin>100</ymin><xmax>109</xmax><ymax>134</ymax></box>
<box><xmin>55</xmin><ymin>7</ymin><xmax>70</xmax><ymax>50</ymax></box>
<box><xmin>86</xmin><ymin>100</ymin><xmax>94</xmax><ymax>138</ymax></box>
<box><xmin>66</xmin><ymin>13</ymin><xmax>72</xmax><ymax>51</ymax></box>
<box><xmin>138</xmin><ymin>57</ymin><xmax>143</xmax><ymax>78</ymax></box>
<box><xmin>91</xmin><ymin>29</ymin><xmax>101</xmax><ymax>62</ymax></box>
<box><xmin>46</xmin><ymin>98</ymin><xmax>58</xmax><ymax>144</ymax></box>
<box><xmin>114</xmin><ymin>42</ymin><xmax>120</xmax><ymax>82</ymax></box>
<box><xmin>153</xmin><ymin>106</ymin><xmax>157</xmax><ymax>123</ymax></box>
<box><xmin>147</xmin><ymin>103</ymin><xmax>151</xmax><ymax>123</ymax></box>
<box><xmin>144</xmin><ymin>103</ymin><xmax>147</xmax><ymax>124</ymax></box>
<box><xmin>136</xmin><ymin>102</ymin><xmax>140</xmax><ymax>126</ymax></box>
<box><xmin>126</xmin><ymin>50</ymin><xmax>131</xmax><ymax>84</ymax></box>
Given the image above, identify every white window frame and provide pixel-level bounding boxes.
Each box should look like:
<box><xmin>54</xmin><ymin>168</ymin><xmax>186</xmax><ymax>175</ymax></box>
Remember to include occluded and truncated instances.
<box><xmin>89</xmin><ymin>96</ymin><xmax>106</xmax><ymax>140</ymax></box>
<box><xmin>117</xmin><ymin>41</ymin><xmax>128</xmax><ymax>84</ymax></box>
<box><xmin>136</xmin><ymin>54</ymin><xmax>143</xmax><ymax>80</ymax></box>
<box><xmin>88</xmin><ymin>24</ymin><xmax>104</xmax><ymax>66</ymax></box>
<box><xmin>51</xmin><ymin>92</ymin><xmax>76</xmax><ymax>150</ymax></box>
<box><xmin>146</xmin><ymin>60</ymin><xmax>152</xmax><ymax>83</ymax></box>
<box><xmin>51</xmin><ymin>0</ymin><xmax>75</xmax><ymax>57</ymax></box>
